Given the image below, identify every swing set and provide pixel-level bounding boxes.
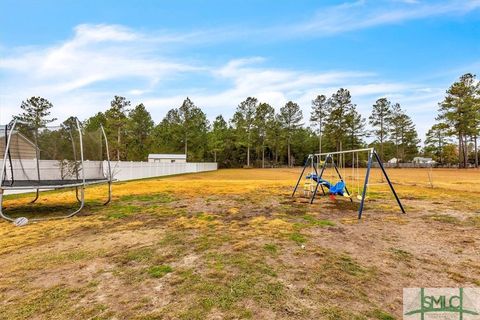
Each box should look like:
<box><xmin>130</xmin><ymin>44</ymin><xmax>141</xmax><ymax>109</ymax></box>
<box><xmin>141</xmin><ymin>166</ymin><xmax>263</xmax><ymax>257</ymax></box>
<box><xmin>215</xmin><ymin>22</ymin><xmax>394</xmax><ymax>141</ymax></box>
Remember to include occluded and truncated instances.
<box><xmin>292</xmin><ymin>148</ymin><xmax>405</xmax><ymax>219</ymax></box>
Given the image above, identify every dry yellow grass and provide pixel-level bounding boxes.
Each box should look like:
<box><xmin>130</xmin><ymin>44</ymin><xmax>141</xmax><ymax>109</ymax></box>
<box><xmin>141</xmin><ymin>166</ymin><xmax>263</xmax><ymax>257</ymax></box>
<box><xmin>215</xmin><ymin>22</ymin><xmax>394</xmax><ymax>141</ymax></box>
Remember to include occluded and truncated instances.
<box><xmin>0</xmin><ymin>167</ymin><xmax>479</xmax><ymax>320</ymax></box>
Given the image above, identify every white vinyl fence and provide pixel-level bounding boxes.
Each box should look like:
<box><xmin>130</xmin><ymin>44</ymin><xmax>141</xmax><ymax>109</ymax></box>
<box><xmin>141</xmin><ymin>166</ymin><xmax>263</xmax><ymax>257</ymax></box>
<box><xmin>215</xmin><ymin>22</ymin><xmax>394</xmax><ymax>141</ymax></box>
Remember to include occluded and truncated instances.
<box><xmin>111</xmin><ymin>161</ymin><xmax>217</xmax><ymax>181</ymax></box>
<box><xmin>1</xmin><ymin>160</ymin><xmax>217</xmax><ymax>194</ymax></box>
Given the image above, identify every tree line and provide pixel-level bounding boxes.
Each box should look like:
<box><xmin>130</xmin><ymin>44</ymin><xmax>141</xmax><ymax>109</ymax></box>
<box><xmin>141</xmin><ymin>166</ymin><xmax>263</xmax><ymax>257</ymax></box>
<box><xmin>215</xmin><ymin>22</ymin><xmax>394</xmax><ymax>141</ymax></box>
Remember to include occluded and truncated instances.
<box><xmin>10</xmin><ymin>73</ymin><xmax>479</xmax><ymax>168</ymax></box>
<box><xmin>424</xmin><ymin>73</ymin><xmax>480</xmax><ymax>168</ymax></box>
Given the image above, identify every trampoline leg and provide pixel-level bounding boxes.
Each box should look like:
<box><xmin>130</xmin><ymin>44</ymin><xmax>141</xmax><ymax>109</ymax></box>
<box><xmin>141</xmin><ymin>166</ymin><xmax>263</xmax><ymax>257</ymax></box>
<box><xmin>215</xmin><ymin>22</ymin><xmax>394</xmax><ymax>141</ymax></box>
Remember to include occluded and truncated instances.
<box><xmin>66</xmin><ymin>186</ymin><xmax>85</xmax><ymax>218</ymax></box>
<box><xmin>0</xmin><ymin>189</ymin><xmax>14</xmax><ymax>222</ymax></box>
<box><xmin>104</xmin><ymin>181</ymin><xmax>112</xmax><ymax>205</ymax></box>
<box><xmin>30</xmin><ymin>189</ymin><xmax>40</xmax><ymax>204</ymax></box>
<box><xmin>75</xmin><ymin>186</ymin><xmax>81</xmax><ymax>203</ymax></box>
<box><xmin>2</xmin><ymin>186</ymin><xmax>87</xmax><ymax>222</ymax></box>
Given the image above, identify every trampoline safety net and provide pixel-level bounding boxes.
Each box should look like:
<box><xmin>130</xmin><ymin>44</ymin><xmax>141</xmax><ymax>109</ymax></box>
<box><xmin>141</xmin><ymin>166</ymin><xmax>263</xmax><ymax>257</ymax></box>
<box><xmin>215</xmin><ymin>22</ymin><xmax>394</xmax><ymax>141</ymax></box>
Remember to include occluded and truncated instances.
<box><xmin>1</xmin><ymin>121</ymin><xmax>110</xmax><ymax>188</ymax></box>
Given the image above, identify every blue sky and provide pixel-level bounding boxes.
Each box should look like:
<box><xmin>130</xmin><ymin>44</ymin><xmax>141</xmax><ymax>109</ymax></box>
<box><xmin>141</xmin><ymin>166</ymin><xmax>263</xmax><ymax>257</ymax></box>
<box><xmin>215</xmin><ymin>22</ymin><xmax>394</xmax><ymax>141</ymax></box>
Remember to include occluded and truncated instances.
<box><xmin>1</xmin><ymin>0</ymin><xmax>479</xmax><ymax>141</ymax></box>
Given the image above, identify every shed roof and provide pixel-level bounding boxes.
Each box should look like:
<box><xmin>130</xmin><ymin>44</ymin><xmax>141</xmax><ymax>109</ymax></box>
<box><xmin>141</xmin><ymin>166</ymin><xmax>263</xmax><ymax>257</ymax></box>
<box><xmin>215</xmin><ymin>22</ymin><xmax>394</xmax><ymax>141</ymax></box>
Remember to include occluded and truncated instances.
<box><xmin>148</xmin><ymin>154</ymin><xmax>187</xmax><ymax>159</ymax></box>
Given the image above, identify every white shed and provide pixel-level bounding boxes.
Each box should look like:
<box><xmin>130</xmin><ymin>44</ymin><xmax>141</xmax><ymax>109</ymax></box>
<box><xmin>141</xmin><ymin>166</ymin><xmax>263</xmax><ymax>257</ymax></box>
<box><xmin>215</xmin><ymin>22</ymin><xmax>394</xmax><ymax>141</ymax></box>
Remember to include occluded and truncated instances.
<box><xmin>148</xmin><ymin>153</ymin><xmax>187</xmax><ymax>163</ymax></box>
<box><xmin>388</xmin><ymin>158</ymin><xmax>398</xmax><ymax>164</ymax></box>
<box><xmin>413</xmin><ymin>157</ymin><xmax>434</xmax><ymax>164</ymax></box>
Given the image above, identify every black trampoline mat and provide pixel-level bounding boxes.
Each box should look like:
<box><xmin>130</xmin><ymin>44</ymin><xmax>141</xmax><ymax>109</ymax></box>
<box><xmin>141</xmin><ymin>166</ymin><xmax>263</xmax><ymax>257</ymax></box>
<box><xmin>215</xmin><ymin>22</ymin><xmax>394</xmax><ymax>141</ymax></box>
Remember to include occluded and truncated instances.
<box><xmin>1</xmin><ymin>179</ymin><xmax>109</xmax><ymax>188</ymax></box>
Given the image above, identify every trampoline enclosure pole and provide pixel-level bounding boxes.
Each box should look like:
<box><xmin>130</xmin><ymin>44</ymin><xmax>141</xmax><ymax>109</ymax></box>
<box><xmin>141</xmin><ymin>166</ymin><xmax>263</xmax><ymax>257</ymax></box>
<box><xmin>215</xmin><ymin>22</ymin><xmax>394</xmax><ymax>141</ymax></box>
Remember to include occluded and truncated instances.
<box><xmin>100</xmin><ymin>125</ymin><xmax>112</xmax><ymax>205</ymax></box>
<box><xmin>0</xmin><ymin>121</ymin><xmax>17</xmax><ymax>185</ymax></box>
<box><xmin>0</xmin><ymin>120</ymin><xmax>18</xmax><ymax>222</ymax></box>
<box><xmin>73</xmin><ymin>118</ymin><xmax>85</xmax><ymax>217</ymax></box>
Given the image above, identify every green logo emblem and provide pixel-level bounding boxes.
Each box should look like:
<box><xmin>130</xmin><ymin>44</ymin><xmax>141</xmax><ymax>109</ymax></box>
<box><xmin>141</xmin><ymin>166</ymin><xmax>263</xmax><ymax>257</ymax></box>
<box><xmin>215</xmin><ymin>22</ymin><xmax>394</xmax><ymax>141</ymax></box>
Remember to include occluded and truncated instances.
<box><xmin>404</xmin><ymin>288</ymin><xmax>480</xmax><ymax>320</ymax></box>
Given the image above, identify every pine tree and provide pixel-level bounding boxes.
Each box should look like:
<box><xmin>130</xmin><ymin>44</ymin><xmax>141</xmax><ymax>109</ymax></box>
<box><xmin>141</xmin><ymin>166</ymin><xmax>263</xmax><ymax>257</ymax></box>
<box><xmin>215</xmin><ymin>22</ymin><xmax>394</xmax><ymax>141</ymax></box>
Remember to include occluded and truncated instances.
<box><xmin>472</xmin><ymin>83</ymin><xmax>480</xmax><ymax>167</ymax></box>
<box><xmin>424</xmin><ymin>123</ymin><xmax>450</xmax><ymax>164</ymax></box>
<box><xmin>153</xmin><ymin>98</ymin><xmax>208</xmax><ymax>161</ymax></box>
<box><xmin>12</xmin><ymin>96</ymin><xmax>57</xmax><ymax>173</ymax></box>
<box><xmin>266</xmin><ymin>116</ymin><xmax>282</xmax><ymax>166</ymax></box>
<box><xmin>399</xmin><ymin>114</ymin><xmax>420</xmax><ymax>162</ymax></box>
<box><xmin>152</xmin><ymin>115</ymin><xmax>178</xmax><ymax>154</ymax></box>
<box><xmin>344</xmin><ymin>104</ymin><xmax>367</xmax><ymax>150</ymax></box>
<box><xmin>385</xmin><ymin>103</ymin><xmax>419</xmax><ymax>162</ymax></box>
<box><xmin>369</xmin><ymin>97</ymin><xmax>392</xmax><ymax>161</ymax></box>
<box><xmin>324</xmin><ymin>88</ymin><xmax>353</xmax><ymax>152</ymax></box>
<box><xmin>254</xmin><ymin>102</ymin><xmax>275</xmax><ymax>168</ymax></box>
<box><xmin>179</xmin><ymin>97</ymin><xmax>206</xmax><ymax>158</ymax></box>
<box><xmin>13</xmin><ymin>96</ymin><xmax>57</xmax><ymax>139</ymax></box>
<box><xmin>231</xmin><ymin>97</ymin><xmax>258</xmax><ymax>167</ymax></box>
<box><xmin>105</xmin><ymin>96</ymin><xmax>130</xmax><ymax>161</ymax></box>
<box><xmin>437</xmin><ymin>73</ymin><xmax>479</xmax><ymax>168</ymax></box>
<box><xmin>84</xmin><ymin>112</ymin><xmax>106</xmax><ymax>131</ymax></box>
<box><xmin>310</xmin><ymin>94</ymin><xmax>328</xmax><ymax>154</ymax></box>
<box><xmin>278</xmin><ymin>101</ymin><xmax>303</xmax><ymax>167</ymax></box>
<box><xmin>126</xmin><ymin>104</ymin><xmax>154</xmax><ymax>161</ymax></box>
<box><xmin>389</xmin><ymin>103</ymin><xmax>406</xmax><ymax>163</ymax></box>
<box><xmin>208</xmin><ymin>115</ymin><xmax>228</xmax><ymax>163</ymax></box>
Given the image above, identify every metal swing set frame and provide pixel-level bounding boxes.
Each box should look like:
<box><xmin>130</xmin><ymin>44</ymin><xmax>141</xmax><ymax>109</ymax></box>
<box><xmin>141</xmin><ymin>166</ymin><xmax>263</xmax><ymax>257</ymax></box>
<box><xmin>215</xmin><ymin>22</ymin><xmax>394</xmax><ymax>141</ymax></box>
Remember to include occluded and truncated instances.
<box><xmin>292</xmin><ymin>147</ymin><xmax>405</xmax><ymax>219</ymax></box>
<box><xmin>0</xmin><ymin>118</ymin><xmax>113</xmax><ymax>223</ymax></box>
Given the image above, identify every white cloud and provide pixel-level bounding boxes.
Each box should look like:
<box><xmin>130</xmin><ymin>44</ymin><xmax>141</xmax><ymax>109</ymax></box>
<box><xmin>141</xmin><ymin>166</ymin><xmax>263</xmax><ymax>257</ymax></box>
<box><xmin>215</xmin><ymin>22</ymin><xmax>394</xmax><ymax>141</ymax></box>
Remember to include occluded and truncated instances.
<box><xmin>0</xmin><ymin>24</ymin><xmax>200</xmax><ymax>92</ymax></box>
<box><xmin>281</xmin><ymin>0</ymin><xmax>480</xmax><ymax>37</ymax></box>
<box><xmin>0</xmin><ymin>21</ymin><xmax>459</xmax><ymax>140</ymax></box>
<box><xmin>0</xmin><ymin>24</ymin><xmax>204</xmax><ymax>123</ymax></box>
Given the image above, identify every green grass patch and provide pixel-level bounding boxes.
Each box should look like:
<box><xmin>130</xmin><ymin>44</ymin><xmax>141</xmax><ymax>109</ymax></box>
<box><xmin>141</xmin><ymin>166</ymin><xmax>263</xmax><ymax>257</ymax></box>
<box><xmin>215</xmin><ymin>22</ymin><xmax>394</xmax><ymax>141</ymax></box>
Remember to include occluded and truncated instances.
<box><xmin>319</xmin><ymin>305</ymin><xmax>367</xmax><ymax>320</ymax></box>
<box><xmin>279</xmin><ymin>203</ymin><xmax>308</xmax><ymax>217</ymax></box>
<box><xmin>206</xmin><ymin>252</ymin><xmax>277</xmax><ymax>277</ymax></box>
<box><xmin>367</xmin><ymin>309</ymin><xmax>396</xmax><ymax>320</ymax></box>
<box><xmin>193</xmin><ymin>232</ymin><xmax>231</xmax><ymax>252</ymax></box>
<box><xmin>147</xmin><ymin>265</ymin><xmax>173</xmax><ymax>278</ymax></box>
<box><xmin>264</xmin><ymin>243</ymin><xmax>278</xmax><ymax>254</ymax></box>
<box><xmin>106</xmin><ymin>212</ymin><xmax>130</xmax><ymax>219</ymax></box>
<box><xmin>119</xmin><ymin>192</ymin><xmax>175</xmax><ymax>204</ymax></box>
<box><xmin>337</xmin><ymin>255</ymin><xmax>367</xmax><ymax>276</ymax></box>
<box><xmin>3</xmin><ymin>286</ymin><xmax>75</xmax><ymax>319</ymax></box>
<box><xmin>197</xmin><ymin>212</ymin><xmax>216</xmax><ymax>221</ymax></box>
<box><xmin>177</xmin><ymin>267</ymin><xmax>283</xmax><ymax>319</ymax></box>
<box><xmin>315</xmin><ymin>251</ymin><xmax>376</xmax><ymax>288</ymax></box>
<box><xmin>118</xmin><ymin>247</ymin><xmax>155</xmax><ymax>264</ymax></box>
<box><xmin>390</xmin><ymin>248</ymin><xmax>413</xmax><ymax>262</ymax></box>
<box><xmin>105</xmin><ymin>204</ymin><xmax>138</xmax><ymax>219</ymax></box>
<box><xmin>467</xmin><ymin>215</ymin><xmax>480</xmax><ymax>227</ymax></box>
<box><xmin>289</xmin><ymin>231</ymin><xmax>307</xmax><ymax>244</ymax></box>
<box><xmin>424</xmin><ymin>214</ymin><xmax>460</xmax><ymax>224</ymax></box>
<box><xmin>302</xmin><ymin>214</ymin><xmax>335</xmax><ymax>227</ymax></box>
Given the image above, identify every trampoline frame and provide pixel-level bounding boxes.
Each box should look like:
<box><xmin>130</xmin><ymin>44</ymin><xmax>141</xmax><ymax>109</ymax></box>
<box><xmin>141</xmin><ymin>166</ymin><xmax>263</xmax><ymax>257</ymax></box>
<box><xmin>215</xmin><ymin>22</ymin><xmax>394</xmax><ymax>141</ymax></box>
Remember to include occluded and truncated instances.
<box><xmin>0</xmin><ymin>118</ymin><xmax>113</xmax><ymax>222</ymax></box>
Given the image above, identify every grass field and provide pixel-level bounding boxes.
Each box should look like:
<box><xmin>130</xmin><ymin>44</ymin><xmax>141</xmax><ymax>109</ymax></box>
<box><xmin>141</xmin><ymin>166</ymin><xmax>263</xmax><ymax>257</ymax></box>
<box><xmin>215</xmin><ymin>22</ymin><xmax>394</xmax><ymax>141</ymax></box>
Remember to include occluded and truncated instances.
<box><xmin>0</xmin><ymin>168</ymin><xmax>479</xmax><ymax>319</ymax></box>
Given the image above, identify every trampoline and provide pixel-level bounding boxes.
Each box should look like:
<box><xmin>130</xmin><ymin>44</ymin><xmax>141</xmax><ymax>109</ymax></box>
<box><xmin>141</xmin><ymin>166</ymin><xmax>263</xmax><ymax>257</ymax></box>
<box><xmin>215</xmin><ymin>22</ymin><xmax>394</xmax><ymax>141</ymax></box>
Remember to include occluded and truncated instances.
<box><xmin>0</xmin><ymin>118</ymin><xmax>113</xmax><ymax>223</ymax></box>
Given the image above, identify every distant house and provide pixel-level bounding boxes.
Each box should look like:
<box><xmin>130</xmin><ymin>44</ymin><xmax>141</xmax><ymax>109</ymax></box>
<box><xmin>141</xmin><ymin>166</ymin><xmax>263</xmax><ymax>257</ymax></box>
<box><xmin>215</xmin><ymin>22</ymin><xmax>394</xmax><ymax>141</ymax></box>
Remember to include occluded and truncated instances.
<box><xmin>413</xmin><ymin>157</ymin><xmax>435</xmax><ymax>164</ymax></box>
<box><xmin>0</xmin><ymin>131</ymin><xmax>38</xmax><ymax>159</ymax></box>
<box><xmin>388</xmin><ymin>158</ymin><xmax>398</xmax><ymax>164</ymax></box>
<box><xmin>148</xmin><ymin>154</ymin><xmax>187</xmax><ymax>163</ymax></box>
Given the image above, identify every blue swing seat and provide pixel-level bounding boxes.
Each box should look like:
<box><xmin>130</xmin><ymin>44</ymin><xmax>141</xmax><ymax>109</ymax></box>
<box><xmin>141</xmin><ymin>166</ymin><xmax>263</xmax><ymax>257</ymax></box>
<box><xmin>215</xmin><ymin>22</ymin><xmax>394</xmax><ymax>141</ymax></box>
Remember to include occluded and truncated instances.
<box><xmin>305</xmin><ymin>174</ymin><xmax>345</xmax><ymax>196</ymax></box>
<box><xmin>328</xmin><ymin>181</ymin><xmax>345</xmax><ymax>196</ymax></box>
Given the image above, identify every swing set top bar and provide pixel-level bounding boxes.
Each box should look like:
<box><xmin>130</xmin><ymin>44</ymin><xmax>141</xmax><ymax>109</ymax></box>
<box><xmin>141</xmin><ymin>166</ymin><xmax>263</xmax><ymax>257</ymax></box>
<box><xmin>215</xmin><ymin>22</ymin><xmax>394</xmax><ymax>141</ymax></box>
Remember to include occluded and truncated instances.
<box><xmin>312</xmin><ymin>147</ymin><xmax>374</xmax><ymax>157</ymax></box>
